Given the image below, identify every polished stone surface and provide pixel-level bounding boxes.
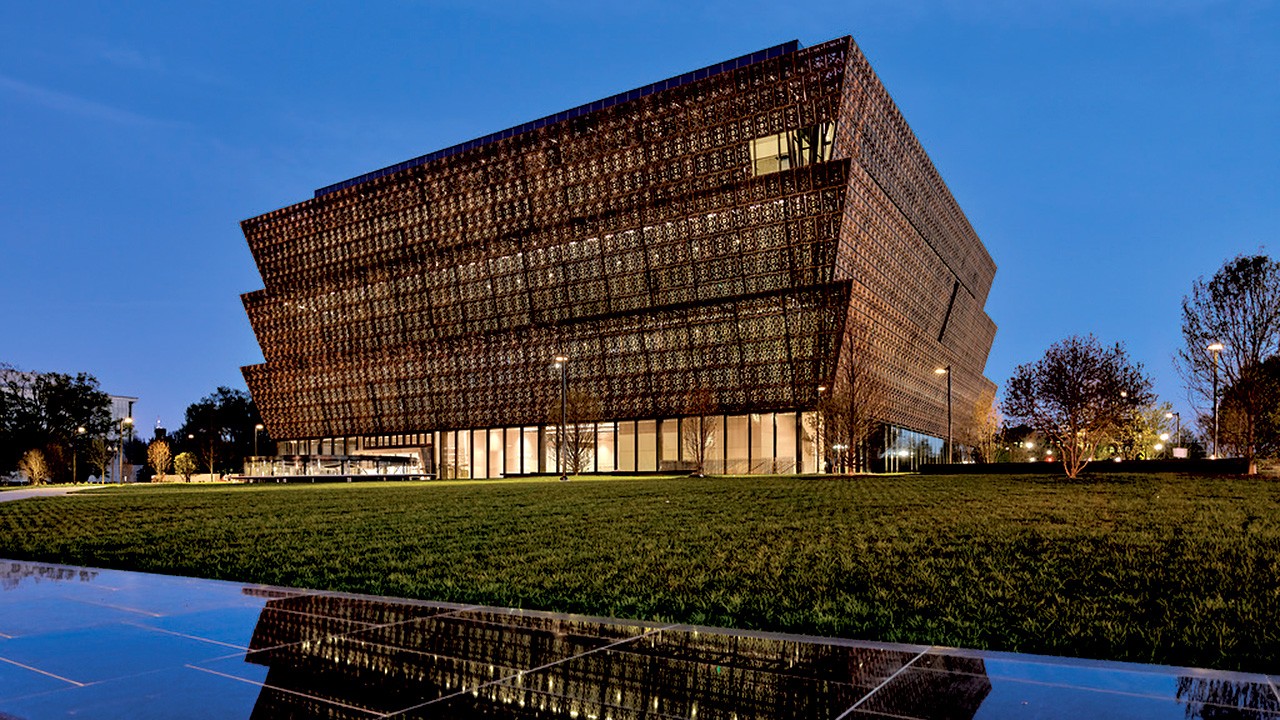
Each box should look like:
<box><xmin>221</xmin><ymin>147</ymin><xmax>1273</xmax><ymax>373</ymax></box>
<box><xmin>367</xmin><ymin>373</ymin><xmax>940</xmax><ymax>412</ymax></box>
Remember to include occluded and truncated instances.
<box><xmin>0</xmin><ymin>559</ymin><xmax>1277</xmax><ymax>719</ymax></box>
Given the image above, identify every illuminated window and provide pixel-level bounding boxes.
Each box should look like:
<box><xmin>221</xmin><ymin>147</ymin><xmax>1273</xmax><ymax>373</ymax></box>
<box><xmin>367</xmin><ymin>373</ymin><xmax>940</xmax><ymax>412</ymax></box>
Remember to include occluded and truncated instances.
<box><xmin>748</xmin><ymin>123</ymin><xmax>836</xmax><ymax>176</ymax></box>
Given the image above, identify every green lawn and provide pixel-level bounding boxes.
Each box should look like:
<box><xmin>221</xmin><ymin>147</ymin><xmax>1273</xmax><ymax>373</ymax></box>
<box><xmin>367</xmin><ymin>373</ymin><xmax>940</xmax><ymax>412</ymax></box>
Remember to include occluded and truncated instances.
<box><xmin>1</xmin><ymin>473</ymin><xmax>1277</xmax><ymax>674</ymax></box>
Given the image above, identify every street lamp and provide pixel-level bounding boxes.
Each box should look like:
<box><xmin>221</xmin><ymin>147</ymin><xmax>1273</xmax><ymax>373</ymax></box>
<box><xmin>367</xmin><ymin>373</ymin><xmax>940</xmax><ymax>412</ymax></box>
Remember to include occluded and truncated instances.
<box><xmin>117</xmin><ymin>417</ymin><xmax>133</xmax><ymax>484</ymax></box>
<box><xmin>935</xmin><ymin>366</ymin><xmax>952</xmax><ymax>463</ymax></box>
<box><xmin>74</xmin><ymin>426</ymin><xmax>86</xmax><ymax>483</ymax></box>
<box><xmin>1165</xmin><ymin>411</ymin><xmax>1181</xmax><ymax>454</ymax></box>
<box><xmin>554</xmin><ymin>355</ymin><xmax>568</xmax><ymax>482</ymax></box>
<box><xmin>1208</xmin><ymin>342</ymin><xmax>1224</xmax><ymax>459</ymax></box>
<box><xmin>254</xmin><ymin>423</ymin><xmax>264</xmax><ymax>457</ymax></box>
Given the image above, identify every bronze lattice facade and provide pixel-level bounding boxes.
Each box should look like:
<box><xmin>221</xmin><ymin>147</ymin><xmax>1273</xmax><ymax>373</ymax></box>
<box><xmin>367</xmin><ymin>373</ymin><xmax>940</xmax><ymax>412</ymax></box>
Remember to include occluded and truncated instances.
<box><xmin>240</xmin><ymin>36</ymin><xmax>997</xmax><ymax>476</ymax></box>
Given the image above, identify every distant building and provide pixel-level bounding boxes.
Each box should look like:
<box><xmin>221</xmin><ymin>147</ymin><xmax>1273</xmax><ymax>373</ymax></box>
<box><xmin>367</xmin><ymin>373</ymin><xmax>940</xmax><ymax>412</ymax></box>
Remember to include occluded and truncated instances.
<box><xmin>240</xmin><ymin>36</ymin><xmax>997</xmax><ymax>476</ymax></box>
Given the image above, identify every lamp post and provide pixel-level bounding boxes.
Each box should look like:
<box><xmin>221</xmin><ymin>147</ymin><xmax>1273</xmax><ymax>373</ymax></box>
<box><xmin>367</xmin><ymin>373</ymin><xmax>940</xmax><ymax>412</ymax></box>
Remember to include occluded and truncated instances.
<box><xmin>1165</xmin><ymin>411</ymin><xmax>1181</xmax><ymax>455</ymax></box>
<box><xmin>74</xmin><ymin>426</ymin><xmax>85</xmax><ymax>483</ymax></box>
<box><xmin>254</xmin><ymin>423</ymin><xmax>265</xmax><ymax>475</ymax></box>
<box><xmin>1208</xmin><ymin>342</ymin><xmax>1223</xmax><ymax>459</ymax></box>
<box><xmin>117</xmin><ymin>417</ymin><xmax>133</xmax><ymax>484</ymax></box>
<box><xmin>554</xmin><ymin>355</ymin><xmax>568</xmax><ymax>481</ymax></box>
<box><xmin>935</xmin><ymin>366</ymin><xmax>952</xmax><ymax>463</ymax></box>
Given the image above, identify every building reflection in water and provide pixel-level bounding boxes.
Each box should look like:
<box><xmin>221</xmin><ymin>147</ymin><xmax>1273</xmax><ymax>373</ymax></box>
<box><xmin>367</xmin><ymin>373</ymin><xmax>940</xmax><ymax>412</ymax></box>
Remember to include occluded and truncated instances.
<box><xmin>238</xmin><ymin>592</ymin><xmax>991</xmax><ymax>719</ymax></box>
<box><xmin>1</xmin><ymin>561</ymin><xmax>97</xmax><ymax>590</ymax></box>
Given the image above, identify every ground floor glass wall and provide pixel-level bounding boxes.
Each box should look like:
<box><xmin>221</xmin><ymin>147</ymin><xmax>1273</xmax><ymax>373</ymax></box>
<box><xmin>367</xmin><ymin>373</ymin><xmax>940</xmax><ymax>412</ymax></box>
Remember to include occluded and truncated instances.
<box><xmin>276</xmin><ymin>416</ymin><xmax>948</xmax><ymax>478</ymax></box>
<box><xmin>435</xmin><ymin>412</ymin><xmax>832</xmax><ymax>479</ymax></box>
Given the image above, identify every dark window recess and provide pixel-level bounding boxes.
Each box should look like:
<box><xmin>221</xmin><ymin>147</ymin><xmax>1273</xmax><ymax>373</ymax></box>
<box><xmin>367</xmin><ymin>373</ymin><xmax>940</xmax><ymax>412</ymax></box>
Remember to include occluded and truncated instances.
<box><xmin>939</xmin><ymin>280</ymin><xmax>959</xmax><ymax>342</ymax></box>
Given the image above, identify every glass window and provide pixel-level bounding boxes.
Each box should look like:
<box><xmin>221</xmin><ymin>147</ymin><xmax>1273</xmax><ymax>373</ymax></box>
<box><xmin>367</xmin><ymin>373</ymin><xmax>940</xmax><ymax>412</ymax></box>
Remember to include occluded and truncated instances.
<box><xmin>472</xmin><ymin>429</ymin><xmax>486</xmax><ymax>479</ymax></box>
<box><xmin>801</xmin><ymin>411</ymin><xmax>817</xmax><ymax>474</ymax></box>
<box><xmin>751</xmin><ymin>413</ymin><xmax>775</xmax><ymax>474</ymax></box>
<box><xmin>505</xmin><ymin>428</ymin><xmax>519</xmax><ymax>475</ymax></box>
<box><xmin>660</xmin><ymin>419</ymin><xmax>678</xmax><ymax>466</ymax></box>
<box><xmin>440</xmin><ymin>432</ymin><xmax>454</xmax><ymax>479</ymax></box>
<box><xmin>707</xmin><ymin>418</ymin><xmax>725</xmax><ymax>475</ymax></box>
<box><xmin>489</xmin><ymin>428</ymin><xmax>502</xmax><ymax>478</ymax></box>
<box><xmin>546</xmin><ymin>424</ymin><xmax>561</xmax><ymax>475</ymax></box>
<box><xmin>522</xmin><ymin>427</ymin><xmax>539</xmax><ymax>474</ymax></box>
<box><xmin>617</xmin><ymin>420</ymin><xmax>635</xmax><ymax>472</ymax></box>
<box><xmin>748</xmin><ymin>123</ymin><xmax>836</xmax><ymax>177</ymax></box>
<box><xmin>456</xmin><ymin>430</ymin><xmax>471</xmax><ymax>479</ymax></box>
<box><xmin>776</xmin><ymin>412</ymin><xmax>796</xmax><ymax>474</ymax></box>
<box><xmin>637</xmin><ymin>420</ymin><xmax>657</xmax><ymax>472</ymax></box>
<box><xmin>726</xmin><ymin>415</ymin><xmax>749</xmax><ymax>475</ymax></box>
<box><xmin>575</xmin><ymin>422</ymin><xmax>597</xmax><ymax>473</ymax></box>
<box><xmin>597</xmin><ymin>422</ymin><xmax>615</xmax><ymax>473</ymax></box>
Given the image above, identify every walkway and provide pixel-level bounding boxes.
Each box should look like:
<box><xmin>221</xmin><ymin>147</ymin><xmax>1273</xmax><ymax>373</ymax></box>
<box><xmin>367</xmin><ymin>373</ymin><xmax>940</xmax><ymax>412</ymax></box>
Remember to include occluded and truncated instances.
<box><xmin>0</xmin><ymin>559</ymin><xmax>1277</xmax><ymax>719</ymax></box>
<box><xmin>0</xmin><ymin>486</ymin><xmax>95</xmax><ymax>503</ymax></box>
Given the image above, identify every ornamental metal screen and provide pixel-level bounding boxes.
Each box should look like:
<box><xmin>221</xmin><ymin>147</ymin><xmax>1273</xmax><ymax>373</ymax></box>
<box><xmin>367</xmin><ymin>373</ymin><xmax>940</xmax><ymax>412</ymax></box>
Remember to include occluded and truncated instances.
<box><xmin>241</xmin><ymin>36</ymin><xmax>996</xmax><ymax>446</ymax></box>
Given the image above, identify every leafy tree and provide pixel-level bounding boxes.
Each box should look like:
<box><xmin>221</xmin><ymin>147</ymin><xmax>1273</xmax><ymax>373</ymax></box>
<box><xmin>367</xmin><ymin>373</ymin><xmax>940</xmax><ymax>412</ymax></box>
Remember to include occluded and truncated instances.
<box><xmin>1214</xmin><ymin>356</ymin><xmax>1280</xmax><ymax>461</ymax></box>
<box><xmin>1109</xmin><ymin>402</ymin><xmax>1176</xmax><ymax>460</ymax></box>
<box><xmin>1177</xmin><ymin>254</ymin><xmax>1280</xmax><ymax>473</ymax></box>
<box><xmin>176</xmin><ymin>387</ymin><xmax>267</xmax><ymax>475</ymax></box>
<box><xmin>960</xmin><ymin>394</ymin><xmax>1004</xmax><ymax>464</ymax></box>
<box><xmin>17</xmin><ymin>449</ymin><xmax>50</xmax><ymax>485</ymax></box>
<box><xmin>681</xmin><ymin>386</ymin><xmax>720</xmax><ymax>476</ymax></box>
<box><xmin>0</xmin><ymin>365</ymin><xmax>112</xmax><ymax>477</ymax></box>
<box><xmin>174</xmin><ymin>452</ymin><xmax>197</xmax><ymax>482</ymax></box>
<box><xmin>148</xmin><ymin>439</ymin><xmax>173</xmax><ymax>482</ymax></box>
<box><xmin>1004</xmin><ymin>335</ymin><xmax>1153</xmax><ymax>478</ymax></box>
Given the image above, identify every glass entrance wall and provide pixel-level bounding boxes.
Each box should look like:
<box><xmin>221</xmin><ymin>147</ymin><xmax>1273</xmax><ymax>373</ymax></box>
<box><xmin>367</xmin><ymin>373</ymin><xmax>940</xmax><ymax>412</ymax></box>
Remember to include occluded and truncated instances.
<box><xmin>425</xmin><ymin>415</ymin><xmax>948</xmax><ymax>479</ymax></box>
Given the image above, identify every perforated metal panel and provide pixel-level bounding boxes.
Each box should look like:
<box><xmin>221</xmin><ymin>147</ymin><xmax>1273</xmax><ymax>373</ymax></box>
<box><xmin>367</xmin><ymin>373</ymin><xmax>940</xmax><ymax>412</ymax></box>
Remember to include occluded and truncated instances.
<box><xmin>240</xmin><ymin>36</ymin><xmax>996</xmax><ymax>445</ymax></box>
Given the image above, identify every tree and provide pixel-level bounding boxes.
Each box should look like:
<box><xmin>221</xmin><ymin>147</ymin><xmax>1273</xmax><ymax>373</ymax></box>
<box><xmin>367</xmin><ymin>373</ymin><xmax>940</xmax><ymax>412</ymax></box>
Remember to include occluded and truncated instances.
<box><xmin>84</xmin><ymin>438</ymin><xmax>113</xmax><ymax>483</ymax></box>
<box><xmin>1004</xmin><ymin>335</ymin><xmax>1153</xmax><ymax>478</ymax></box>
<box><xmin>148</xmin><ymin>439</ymin><xmax>173</xmax><ymax>482</ymax></box>
<box><xmin>818</xmin><ymin>320</ymin><xmax>888</xmax><ymax>473</ymax></box>
<box><xmin>1214</xmin><ymin>356</ymin><xmax>1280</xmax><ymax>461</ymax></box>
<box><xmin>563</xmin><ymin>389</ymin><xmax>602</xmax><ymax>475</ymax></box>
<box><xmin>0</xmin><ymin>365</ymin><xmax>112</xmax><ymax>478</ymax></box>
<box><xmin>177</xmin><ymin>387</ymin><xmax>266</xmax><ymax>475</ymax></box>
<box><xmin>1177</xmin><ymin>254</ymin><xmax>1280</xmax><ymax>473</ymax></box>
<box><xmin>17</xmin><ymin>449</ymin><xmax>50</xmax><ymax>485</ymax></box>
<box><xmin>960</xmin><ymin>394</ymin><xmax>1003</xmax><ymax>464</ymax></box>
<box><xmin>681</xmin><ymin>386</ymin><xmax>720</xmax><ymax>476</ymax></box>
<box><xmin>174</xmin><ymin>452</ymin><xmax>197</xmax><ymax>482</ymax></box>
<box><xmin>1109</xmin><ymin>401</ymin><xmax>1176</xmax><ymax>460</ymax></box>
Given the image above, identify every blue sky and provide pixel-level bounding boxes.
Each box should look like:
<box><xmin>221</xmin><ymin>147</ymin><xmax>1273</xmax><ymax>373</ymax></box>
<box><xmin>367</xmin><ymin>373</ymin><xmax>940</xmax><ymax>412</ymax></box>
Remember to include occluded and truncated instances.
<box><xmin>1</xmin><ymin>1</ymin><xmax>1276</xmax><ymax>437</ymax></box>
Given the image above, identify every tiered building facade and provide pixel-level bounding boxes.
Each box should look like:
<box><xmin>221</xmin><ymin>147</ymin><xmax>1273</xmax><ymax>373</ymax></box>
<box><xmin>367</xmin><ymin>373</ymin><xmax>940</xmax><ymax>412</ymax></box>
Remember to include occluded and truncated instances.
<box><xmin>240</xmin><ymin>36</ymin><xmax>997</xmax><ymax>477</ymax></box>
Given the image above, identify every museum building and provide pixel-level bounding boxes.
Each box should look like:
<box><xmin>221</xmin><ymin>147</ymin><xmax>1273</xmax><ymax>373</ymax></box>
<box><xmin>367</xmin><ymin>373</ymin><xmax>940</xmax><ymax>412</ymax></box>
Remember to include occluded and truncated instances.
<box><xmin>239</xmin><ymin>35</ymin><xmax>997</xmax><ymax>477</ymax></box>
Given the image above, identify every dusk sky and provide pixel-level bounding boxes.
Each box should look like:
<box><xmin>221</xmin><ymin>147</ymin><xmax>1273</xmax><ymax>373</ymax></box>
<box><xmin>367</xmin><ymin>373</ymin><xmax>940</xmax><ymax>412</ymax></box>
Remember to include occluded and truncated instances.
<box><xmin>2</xmin><ymin>1</ymin><xmax>1276</xmax><ymax>438</ymax></box>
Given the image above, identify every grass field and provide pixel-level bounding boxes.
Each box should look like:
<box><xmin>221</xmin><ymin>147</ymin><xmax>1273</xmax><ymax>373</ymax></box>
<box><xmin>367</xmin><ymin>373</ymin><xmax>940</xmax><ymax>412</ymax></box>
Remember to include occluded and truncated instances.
<box><xmin>0</xmin><ymin>473</ymin><xmax>1277</xmax><ymax>674</ymax></box>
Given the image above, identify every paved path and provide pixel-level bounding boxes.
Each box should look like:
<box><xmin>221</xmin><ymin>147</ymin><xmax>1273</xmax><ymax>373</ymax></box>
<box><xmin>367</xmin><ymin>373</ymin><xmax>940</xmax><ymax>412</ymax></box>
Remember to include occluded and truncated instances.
<box><xmin>0</xmin><ymin>485</ymin><xmax>96</xmax><ymax>503</ymax></box>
